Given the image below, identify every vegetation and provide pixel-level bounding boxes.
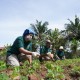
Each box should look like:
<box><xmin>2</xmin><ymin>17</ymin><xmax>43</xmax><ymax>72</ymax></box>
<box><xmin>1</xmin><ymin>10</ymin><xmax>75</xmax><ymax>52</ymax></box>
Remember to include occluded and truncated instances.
<box><xmin>0</xmin><ymin>15</ymin><xmax>80</xmax><ymax>80</ymax></box>
<box><xmin>0</xmin><ymin>48</ymin><xmax>80</xmax><ymax>80</ymax></box>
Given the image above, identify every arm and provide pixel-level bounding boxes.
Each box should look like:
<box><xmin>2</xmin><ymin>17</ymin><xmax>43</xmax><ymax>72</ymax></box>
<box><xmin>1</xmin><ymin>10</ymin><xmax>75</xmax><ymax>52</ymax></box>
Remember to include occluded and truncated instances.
<box><xmin>55</xmin><ymin>54</ymin><xmax>60</xmax><ymax>59</ymax></box>
<box><xmin>17</xmin><ymin>37</ymin><xmax>39</xmax><ymax>57</ymax></box>
<box><xmin>62</xmin><ymin>55</ymin><xmax>66</xmax><ymax>59</ymax></box>
<box><xmin>62</xmin><ymin>51</ymin><xmax>65</xmax><ymax>59</ymax></box>
<box><xmin>19</xmin><ymin>47</ymin><xmax>32</xmax><ymax>55</ymax></box>
<box><xmin>55</xmin><ymin>50</ymin><xmax>60</xmax><ymax>59</ymax></box>
<box><xmin>47</xmin><ymin>48</ymin><xmax>53</xmax><ymax>58</ymax></box>
<box><xmin>19</xmin><ymin>47</ymin><xmax>40</xmax><ymax>57</ymax></box>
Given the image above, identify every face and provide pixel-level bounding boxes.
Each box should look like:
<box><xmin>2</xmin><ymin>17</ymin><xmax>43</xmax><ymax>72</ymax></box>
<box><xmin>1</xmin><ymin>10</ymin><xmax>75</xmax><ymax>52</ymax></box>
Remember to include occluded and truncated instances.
<box><xmin>25</xmin><ymin>34</ymin><xmax>33</xmax><ymax>42</ymax></box>
<box><xmin>60</xmin><ymin>49</ymin><xmax>63</xmax><ymax>51</ymax></box>
<box><xmin>46</xmin><ymin>42</ymin><xmax>51</xmax><ymax>48</ymax></box>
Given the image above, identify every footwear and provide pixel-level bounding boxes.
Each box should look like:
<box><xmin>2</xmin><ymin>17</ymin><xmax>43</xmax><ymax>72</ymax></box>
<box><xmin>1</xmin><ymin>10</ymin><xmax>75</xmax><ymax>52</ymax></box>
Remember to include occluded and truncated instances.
<box><xmin>19</xmin><ymin>62</ymin><xmax>23</xmax><ymax>66</ymax></box>
<box><xmin>39</xmin><ymin>57</ymin><xmax>43</xmax><ymax>62</ymax></box>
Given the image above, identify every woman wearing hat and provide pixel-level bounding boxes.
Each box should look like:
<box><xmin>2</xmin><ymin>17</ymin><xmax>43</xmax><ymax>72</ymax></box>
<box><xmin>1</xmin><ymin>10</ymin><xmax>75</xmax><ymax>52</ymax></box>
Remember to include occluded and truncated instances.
<box><xmin>6</xmin><ymin>29</ymin><xmax>40</xmax><ymax>66</ymax></box>
<box><xmin>55</xmin><ymin>46</ymin><xmax>65</xmax><ymax>60</ymax></box>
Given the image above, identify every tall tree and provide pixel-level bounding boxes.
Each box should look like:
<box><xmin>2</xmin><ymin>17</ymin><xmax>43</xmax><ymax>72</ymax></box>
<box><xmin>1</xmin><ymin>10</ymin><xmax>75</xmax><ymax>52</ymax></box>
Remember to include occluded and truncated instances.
<box><xmin>31</xmin><ymin>20</ymin><xmax>50</xmax><ymax>45</ymax></box>
<box><xmin>65</xmin><ymin>15</ymin><xmax>80</xmax><ymax>40</ymax></box>
<box><xmin>48</xmin><ymin>28</ymin><xmax>66</xmax><ymax>49</ymax></box>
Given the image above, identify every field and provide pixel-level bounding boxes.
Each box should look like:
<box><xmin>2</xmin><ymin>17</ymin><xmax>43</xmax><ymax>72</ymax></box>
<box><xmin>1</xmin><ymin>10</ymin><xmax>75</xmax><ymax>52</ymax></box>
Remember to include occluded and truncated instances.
<box><xmin>0</xmin><ymin>49</ymin><xmax>80</xmax><ymax>80</ymax></box>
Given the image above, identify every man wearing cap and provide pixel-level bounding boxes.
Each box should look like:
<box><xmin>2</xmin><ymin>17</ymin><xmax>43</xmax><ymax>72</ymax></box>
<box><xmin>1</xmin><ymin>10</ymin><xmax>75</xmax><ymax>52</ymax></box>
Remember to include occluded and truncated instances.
<box><xmin>55</xmin><ymin>46</ymin><xmax>65</xmax><ymax>60</ymax></box>
<box><xmin>6</xmin><ymin>29</ymin><xmax>40</xmax><ymax>66</ymax></box>
<box><xmin>37</xmin><ymin>40</ymin><xmax>54</xmax><ymax>62</ymax></box>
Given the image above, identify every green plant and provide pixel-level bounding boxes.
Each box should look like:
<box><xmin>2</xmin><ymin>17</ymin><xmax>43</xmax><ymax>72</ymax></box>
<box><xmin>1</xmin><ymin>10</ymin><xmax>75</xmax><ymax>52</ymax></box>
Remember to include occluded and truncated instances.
<box><xmin>71</xmin><ymin>66</ymin><xmax>80</xmax><ymax>77</ymax></box>
<box><xmin>0</xmin><ymin>61</ymin><xmax>6</xmax><ymax>71</ymax></box>
<box><xmin>45</xmin><ymin>62</ymin><xmax>65</xmax><ymax>80</ymax></box>
<box><xmin>0</xmin><ymin>73</ymin><xmax>9</xmax><ymax>80</ymax></box>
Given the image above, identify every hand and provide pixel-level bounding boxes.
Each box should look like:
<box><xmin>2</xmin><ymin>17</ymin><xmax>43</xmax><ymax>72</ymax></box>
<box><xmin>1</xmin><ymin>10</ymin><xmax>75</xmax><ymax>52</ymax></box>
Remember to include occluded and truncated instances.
<box><xmin>32</xmin><ymin>52</ymin><xmax>40</xmax><ymax>57</ymax></box>
<box><xmin>47</xmin><ymin>52</ymin><xmax>53</xmax><ymax>59</ymax></box>
<box><xmin>56</xmin><ymin>55</ymin><xmax>60</xmax><ymax>60</ymax></box>
<box><xmin>47</xmin><ymin>52</ymin><xmax>51</xmax><ymax>54</ymax></box>
<box><xmin>47</xmin><ymin>52</ymin><xmax>51</xmax><ymax>56</ymax></box>
<box><xmin>57</xmin><ymin>57</ymin><xmax>60</xmax><ymax>60</ymax></box>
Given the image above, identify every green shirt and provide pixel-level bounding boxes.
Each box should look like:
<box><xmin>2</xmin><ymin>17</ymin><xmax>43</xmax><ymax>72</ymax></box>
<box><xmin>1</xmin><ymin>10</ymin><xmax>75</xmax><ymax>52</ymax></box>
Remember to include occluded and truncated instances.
<box><xmin>40</xmin><ymin>45</ymin><xmax>52</xmax><ymax>54</ymax></box>
<box><xmin>7</xmin><ymin>36</ymin><xmax>32</xmax><ymax>56</ymax></box>
<box><xmin>56</xmin><ymin>50</ymin><xmax>64</xmax><ymax>57</ymax></box>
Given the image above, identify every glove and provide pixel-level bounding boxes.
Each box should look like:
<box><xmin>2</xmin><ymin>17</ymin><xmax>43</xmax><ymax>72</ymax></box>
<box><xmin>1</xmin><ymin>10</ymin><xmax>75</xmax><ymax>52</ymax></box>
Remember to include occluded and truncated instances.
<box><xmin>47</xmin><ymin>52</ymin><xmax>51</xmax><ymax>56</ymax></box>
<box><xmin>35</xmin><ymin>52</ymin><xmax>40</xmax><ymax>56</ymax></box>
<box><xmin>32</xmin><ymin>52</ymin><xmax>40</xmax><ymax>57</ymax></box>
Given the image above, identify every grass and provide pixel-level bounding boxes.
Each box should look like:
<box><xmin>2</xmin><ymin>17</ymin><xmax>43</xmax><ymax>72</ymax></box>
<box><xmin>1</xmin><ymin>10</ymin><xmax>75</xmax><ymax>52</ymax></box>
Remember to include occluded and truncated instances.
<box><xmin>0</xmin><ymin>49</ymin><xmax>80</xmax><ymax>80</ymax></box>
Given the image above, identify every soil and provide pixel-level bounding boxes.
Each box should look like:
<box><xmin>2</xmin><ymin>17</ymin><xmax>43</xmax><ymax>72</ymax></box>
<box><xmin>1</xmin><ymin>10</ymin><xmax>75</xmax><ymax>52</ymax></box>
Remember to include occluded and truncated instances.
<box><xmin>0</xmin><ymin>62</ymin><xmax>80</xmax><ymax>80</ymax></box>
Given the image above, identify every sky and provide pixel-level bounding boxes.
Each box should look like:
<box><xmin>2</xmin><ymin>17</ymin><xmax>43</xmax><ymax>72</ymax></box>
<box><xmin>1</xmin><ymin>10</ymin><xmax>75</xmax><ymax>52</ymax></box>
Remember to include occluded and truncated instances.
<box><xmin>0</xmin><ymin>0</ymin><xmax>80</xmax><ymax>46</ymax></box>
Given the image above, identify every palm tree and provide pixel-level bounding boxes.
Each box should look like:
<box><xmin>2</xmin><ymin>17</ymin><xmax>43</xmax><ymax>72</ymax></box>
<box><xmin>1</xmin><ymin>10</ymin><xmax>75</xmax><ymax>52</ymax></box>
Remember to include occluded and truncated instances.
<box><xmin>48</xmin><ymin>28</ymin><xmax>66</xmax><ymax>49</ymax></box>
<box><xmin>64</xmin><ymin>15</ymin><xmax>80</xmax><ymax>57</ymax></box>
<box><xmin>31</xmin><ymin>20</ymin><xmax>50</xmax><ymax>45</ymax></box>
<box><xmin>65</xmin><ymin>15</ymin><xmax>80</xmax><ymax>40</ymax></box>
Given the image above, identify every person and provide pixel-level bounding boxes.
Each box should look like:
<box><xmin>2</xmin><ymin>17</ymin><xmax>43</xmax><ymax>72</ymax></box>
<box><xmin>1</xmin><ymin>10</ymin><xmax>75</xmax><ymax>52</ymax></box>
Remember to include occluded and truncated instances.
<box><xmin>55</xmin><ymin>46</ymin><xmax>65</xmax><ymax>60</ymax></box>
<box><xmin>6</xmin><ymin>29</ymin><xmax>40</xmax><ymax>66</ymax></box>
<box><xmin>37</xmin><ymin>40</ymin><xmax>54</xmax><ymax>62</ymax></box>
